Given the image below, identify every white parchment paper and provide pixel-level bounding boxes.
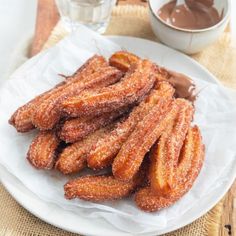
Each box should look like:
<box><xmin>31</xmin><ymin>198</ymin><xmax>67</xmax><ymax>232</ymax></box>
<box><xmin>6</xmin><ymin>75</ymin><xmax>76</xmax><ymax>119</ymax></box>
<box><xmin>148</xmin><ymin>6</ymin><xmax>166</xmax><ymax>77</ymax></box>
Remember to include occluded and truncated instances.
<box><xmin>0</xmin><ymin>25</ymin><xmax>236</xmax><ymax>234</ymax></box>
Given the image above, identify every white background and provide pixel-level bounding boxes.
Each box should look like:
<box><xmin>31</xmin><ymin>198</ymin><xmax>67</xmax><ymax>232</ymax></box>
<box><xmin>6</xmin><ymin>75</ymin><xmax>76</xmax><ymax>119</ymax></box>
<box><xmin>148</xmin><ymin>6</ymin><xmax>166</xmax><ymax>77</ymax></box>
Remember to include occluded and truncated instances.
<box><xmin>0</xmin><ymin>0</ymin><xmax>37</xmax><ymax>86</ymax></box>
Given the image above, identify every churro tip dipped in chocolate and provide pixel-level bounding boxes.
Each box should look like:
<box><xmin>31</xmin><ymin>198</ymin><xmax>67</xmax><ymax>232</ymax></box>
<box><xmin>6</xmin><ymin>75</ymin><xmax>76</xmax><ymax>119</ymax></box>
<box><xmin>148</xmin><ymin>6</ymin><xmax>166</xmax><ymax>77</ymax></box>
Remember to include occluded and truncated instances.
<box><xmin>109</xmin><ymin>51</ymin><xmax>197</xmax><ymax>102</ymax></box>
<box><xmin>157</xmin><ymin>68</ymin><xmax>197</xmax><ymax>102</ymax></box>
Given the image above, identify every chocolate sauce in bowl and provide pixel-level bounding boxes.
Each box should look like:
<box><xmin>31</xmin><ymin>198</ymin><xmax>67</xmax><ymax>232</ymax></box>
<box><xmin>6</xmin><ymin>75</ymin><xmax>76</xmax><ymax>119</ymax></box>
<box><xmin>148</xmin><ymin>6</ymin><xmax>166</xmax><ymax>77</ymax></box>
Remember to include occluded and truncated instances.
<box><xmin>158</xmin><ymin>0</ymin><xmax>223</xmax><ymax>30</ymax></box>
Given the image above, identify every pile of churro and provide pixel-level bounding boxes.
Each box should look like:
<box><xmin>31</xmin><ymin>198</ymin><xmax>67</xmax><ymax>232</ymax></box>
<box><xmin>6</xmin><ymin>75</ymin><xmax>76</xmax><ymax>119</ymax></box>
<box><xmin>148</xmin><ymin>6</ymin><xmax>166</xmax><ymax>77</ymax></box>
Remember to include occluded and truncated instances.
<box><xmin>9</xmin><ymin>51</ymin><xmax>205</xmax><ymax>212</ymax></box>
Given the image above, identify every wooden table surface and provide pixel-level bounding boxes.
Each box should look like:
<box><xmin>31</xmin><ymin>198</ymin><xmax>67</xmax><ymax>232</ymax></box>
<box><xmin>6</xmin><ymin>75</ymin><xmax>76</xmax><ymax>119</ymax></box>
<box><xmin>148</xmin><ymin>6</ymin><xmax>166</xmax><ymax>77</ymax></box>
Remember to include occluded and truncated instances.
<box><xmin>30</xmin><ymin>1</ymin><xmax>235</xmax><ymax>235</ymax></box>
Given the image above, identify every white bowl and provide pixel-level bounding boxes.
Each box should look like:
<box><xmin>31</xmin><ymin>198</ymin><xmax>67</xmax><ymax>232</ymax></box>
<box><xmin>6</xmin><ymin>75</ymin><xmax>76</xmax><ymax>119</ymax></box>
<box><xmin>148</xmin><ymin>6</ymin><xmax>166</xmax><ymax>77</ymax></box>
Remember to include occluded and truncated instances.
<box><xmin>148</xmin><ymin>0</ymin><xmax>230</xmax><ymax>54</ymax></box>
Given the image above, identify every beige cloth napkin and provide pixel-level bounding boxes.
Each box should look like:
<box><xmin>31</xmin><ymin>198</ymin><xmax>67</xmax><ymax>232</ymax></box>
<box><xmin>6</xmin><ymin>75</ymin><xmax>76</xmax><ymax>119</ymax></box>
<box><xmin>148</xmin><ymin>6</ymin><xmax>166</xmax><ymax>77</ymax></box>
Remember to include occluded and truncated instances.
<box><xmin>1</xmin><ymin>5</ymin><xmax>235</xmax><ymax>236</ymax></box>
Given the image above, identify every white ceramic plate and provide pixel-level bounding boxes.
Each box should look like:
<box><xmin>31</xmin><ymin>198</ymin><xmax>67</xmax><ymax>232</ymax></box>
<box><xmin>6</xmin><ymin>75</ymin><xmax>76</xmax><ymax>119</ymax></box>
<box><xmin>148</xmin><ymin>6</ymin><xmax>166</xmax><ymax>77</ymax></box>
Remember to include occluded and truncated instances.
<box><xmin>1</xmin><ymin>36</ymin><xmax>236</xmax><ymax>236</ymax></box>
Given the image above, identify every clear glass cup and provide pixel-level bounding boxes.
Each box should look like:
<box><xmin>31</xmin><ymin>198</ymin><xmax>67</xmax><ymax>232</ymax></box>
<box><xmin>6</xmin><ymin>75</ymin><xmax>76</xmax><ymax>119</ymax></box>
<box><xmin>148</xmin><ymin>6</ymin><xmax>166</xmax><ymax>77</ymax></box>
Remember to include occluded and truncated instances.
<box><xmin>56</xmin><ymin>0</ymin><xmax>116</xmax><ymax>33</ymax></box>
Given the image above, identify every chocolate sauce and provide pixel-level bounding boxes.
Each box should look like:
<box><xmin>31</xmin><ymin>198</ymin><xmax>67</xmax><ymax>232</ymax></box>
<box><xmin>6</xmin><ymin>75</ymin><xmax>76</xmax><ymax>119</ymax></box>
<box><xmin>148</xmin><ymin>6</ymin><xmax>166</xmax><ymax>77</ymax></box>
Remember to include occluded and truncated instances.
<box><xmin>167</xmin><ymin>69</ymin><xmax>196</xmax><ymax>102</ymax></box>
<box><xmin>158</xmin><ymin>0</ymin><xmax>222</xmax><ymax>30</ymax></box>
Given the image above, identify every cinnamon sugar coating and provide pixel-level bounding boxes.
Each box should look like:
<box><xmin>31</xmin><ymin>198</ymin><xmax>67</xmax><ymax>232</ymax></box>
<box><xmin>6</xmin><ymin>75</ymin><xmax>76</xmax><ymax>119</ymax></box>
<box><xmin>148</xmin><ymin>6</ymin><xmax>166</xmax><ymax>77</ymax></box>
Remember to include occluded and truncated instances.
<box><xmin>87</xmin><ymin>82</ymin><xmax>175</xmax><ymax>170</ymax></box>
<box><xmin>27</xmin><ymin>131</ymin><xmax>60</xmax><ymax>169</ymax></box>
<box><xmin>62</xmin><ymin>59</ymin><xmax>156</xmax><ymax>117</ymax></box>
<box><xmin>135</xmin><ymin>126</ymin><xmax>204</xmax><ymax>212</ymax></box>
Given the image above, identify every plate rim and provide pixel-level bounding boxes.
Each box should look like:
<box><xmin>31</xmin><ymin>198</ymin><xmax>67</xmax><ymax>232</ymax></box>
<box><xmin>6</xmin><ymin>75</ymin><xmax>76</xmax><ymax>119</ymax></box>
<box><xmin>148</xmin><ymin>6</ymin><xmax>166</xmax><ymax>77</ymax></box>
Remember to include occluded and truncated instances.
<box><xmin>1</xmin><ymin>35</ymin><xmax>235</xmax><ymax>236</ymax></box>
<box><xmin>107</xmin><ymin>35</ymin><xmax>221</xmax><ymax>87</ymax></box>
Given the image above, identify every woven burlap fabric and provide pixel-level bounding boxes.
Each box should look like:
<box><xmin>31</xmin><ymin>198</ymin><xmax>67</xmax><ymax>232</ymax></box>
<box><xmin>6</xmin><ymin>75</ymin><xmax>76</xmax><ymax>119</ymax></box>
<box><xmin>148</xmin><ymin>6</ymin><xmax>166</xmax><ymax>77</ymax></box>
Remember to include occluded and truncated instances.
<box><xmin>0</xmin><ymin>182</ymin><xmax>223</xmax><ymax>236</ymax></box>
<box><xmin>1</xmin><ymin>5</ymin><xmax>235</xmax><ymax>236</ymax></box>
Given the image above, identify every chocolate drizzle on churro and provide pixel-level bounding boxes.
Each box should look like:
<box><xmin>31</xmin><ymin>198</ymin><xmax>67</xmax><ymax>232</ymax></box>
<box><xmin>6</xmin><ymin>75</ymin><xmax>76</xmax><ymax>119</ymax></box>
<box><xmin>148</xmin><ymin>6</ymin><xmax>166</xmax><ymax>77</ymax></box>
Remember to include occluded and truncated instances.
<box><xmin>166</xmin><ymin>69</ymin><xmax>196</xmax><ymax>103</ymax></box>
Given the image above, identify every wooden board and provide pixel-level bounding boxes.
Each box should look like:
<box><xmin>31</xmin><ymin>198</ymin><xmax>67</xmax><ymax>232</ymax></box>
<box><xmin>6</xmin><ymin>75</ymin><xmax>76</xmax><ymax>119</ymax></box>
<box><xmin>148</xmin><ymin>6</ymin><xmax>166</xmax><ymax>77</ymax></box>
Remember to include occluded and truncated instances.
<box><xmin>221</xmin><ymin>181</ymin><xmax>236</xmax><ymax>236</ymax></box>
<box><xmin>30</xmin><ymin>1</ymin><xmax>236</xmax><ymax>236</ymax></box>
<box><xmin>117</xmin><ymin>0</ymin><xmax>147</xmax><ymax>6</ymax></box>
<box><xmin>30</xmin><ymin>0</ymin><xmax>59</xmax><ymax>56</ymax></box>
